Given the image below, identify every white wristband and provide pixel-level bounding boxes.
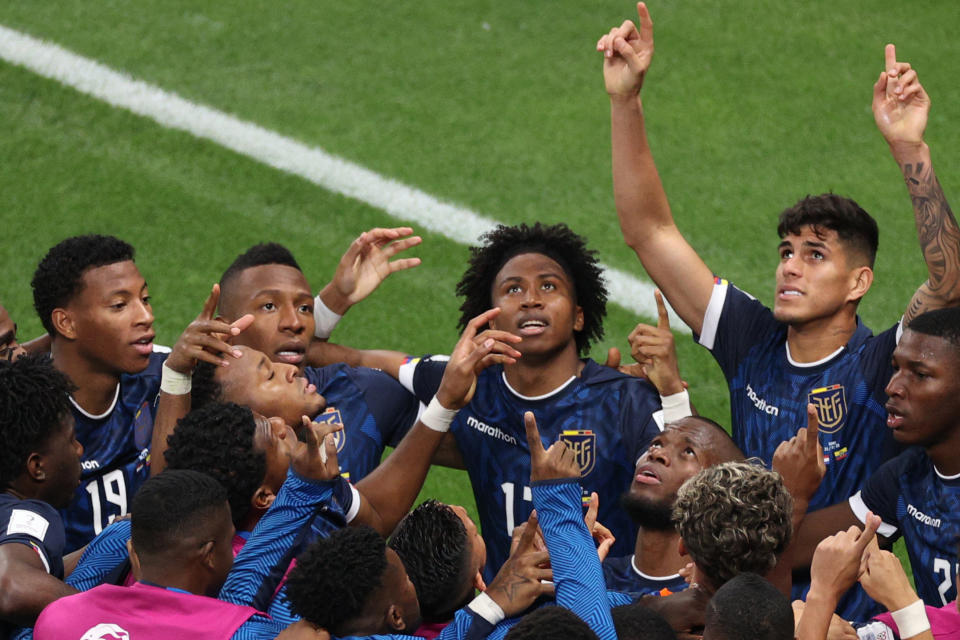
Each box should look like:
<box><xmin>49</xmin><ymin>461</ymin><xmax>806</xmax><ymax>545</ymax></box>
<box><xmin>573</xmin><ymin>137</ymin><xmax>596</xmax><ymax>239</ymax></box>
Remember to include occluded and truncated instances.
<box><xmin>313</xmin><ymin>295</ymin><xmax>343</xmax><ymax>339</ymax></box>
<box><xmin>890</xmin><ymin>599</ymin><xmax>930</xmax><ymax>638</ymax></box>
<box><xmin>660</xmin><ymin>388</ymin><xmax>692</xmax><ymax>423</ymax></box>
<box><xmin>467</xmin><ymin>592</ymin><xmax>505</xmax><ymax>626</ymax></box>
<box><xmin>420</xmin><ymin>396</ymin><xmax>457</xmax><ymax>433</ymax></box>
<box><xmin>160</xmin><ymin>363</ymin><xmax>192</xmax><ymax>395</ymax></box>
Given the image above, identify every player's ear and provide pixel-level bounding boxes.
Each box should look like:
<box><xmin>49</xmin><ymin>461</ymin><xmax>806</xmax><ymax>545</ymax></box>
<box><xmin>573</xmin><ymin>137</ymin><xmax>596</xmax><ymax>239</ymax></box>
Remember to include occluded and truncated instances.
<box><xmin>385</xmin><ymin>604</ymin><xmax>406</xmax><ymax>632</ymax></box>
<box><xmin>25</xmin><ymin>451</ymin><xmax>45</xmax><ymax>482</ymax></box>
<box><xmin>473</xmin><ymin>570</ymin><xmax>486</xmax><ymax>592</ymax></box>
<box><xmin>251</xmin><ymin>485</ymin><xmax>276</xmax><ymax>511</ymax></box>
<box><xmin>677</xmin><ymin>538</ymin><xmax>687</xmax><ymax>557</ymax></box>
<box><xmin>847</xmin><ymin>265</ymin><xmax>874</xmax><ymax>303</ymax></box>
<box><xmin>573</xmin><ymin>305</ymin><xmax>584</xmax><ymax>332</ymax></box>
<box><xmin>199</xmin><ymin>540</ymin><xmax>217</xmax><ymax>570</ymax></box>
<box><xmin>51</xmin><ymin>308</ymin><xmax>77</xmax><ymax>340</ymax></box>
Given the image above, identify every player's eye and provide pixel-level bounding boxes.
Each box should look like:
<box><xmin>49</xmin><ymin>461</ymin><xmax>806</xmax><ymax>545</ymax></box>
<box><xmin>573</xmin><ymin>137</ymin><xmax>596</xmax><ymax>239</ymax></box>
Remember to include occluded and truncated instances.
<box><xmin>262</xmin><ymin>302</ymin><xmax>276</xmax><ymax>311</ymax></box>
<box><xmin>811</xmin><ymin>250</ymin><xmax>824</xmax><ymax>260</ymax></box>
<box><xmin>684</xmin><ymin>447</ymin><xmax>696</xmax><ymax>456</ymax></box>
<box><xmin>507</xmin><ymin>285</ymin><xmax>522</xmax><ymax>294</ymax></box>
<box><xmin>298</xmin><ymin>304</ymin><xmax>313</xmax><ymax>314</ymax></box>
<box><xmin>541</xmin><ymin>282</ymin><xmax>556</xmax><ymax>291</ymax></box>
<box><xmin>142</xmin><ymin>296</ymin><xmax>152</xmax><ymax>305</ymax></box>
<box><xmin>111</xmin><ymin>301</ymin><xmax>127</xmax><ymax>310</ymax></box>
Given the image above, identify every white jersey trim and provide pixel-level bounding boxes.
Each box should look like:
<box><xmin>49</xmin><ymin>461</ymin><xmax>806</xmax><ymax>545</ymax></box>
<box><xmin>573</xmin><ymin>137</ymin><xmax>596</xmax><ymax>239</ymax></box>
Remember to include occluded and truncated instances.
<box><xmin>849</xmin><ymin>491</ymin><xmax>898</xmax><ymax>538</ymax></box>
<box><xmin>785</xmin><ymin>343</ymin><xmax>845</xmax><ymax>368</ymax></box>
<box><xmin>502</xmin><ymin>373</ymin><xmax>577</xmax><ymax>401</ymax></box>
<box><xmin>345</xmin><ymin>484</ymin><xmax>361</xmax><ymax>523</ymax></box>
<box><xmin>934</xmin><ymin>465</ymin><xmax>960</xmax><ymax>481</ymax></box>
<box><xmin>629</xmin><ymin>555</ymin><xmax>682</xmax><ymax>582</ymax></box>
<box><xmin>698</xmin><ymin>281</ymin><xmax>729</xmax><ymax>351</ymax></box>
<box><xmin>398</xmin><ymin>355</ymin><xmax>449</xmax><ymax>394</ymax></box>
<box><xmin>69</xmin><ymin>383</ymin><xmax>120</xmax><ymax>420</ymax></box>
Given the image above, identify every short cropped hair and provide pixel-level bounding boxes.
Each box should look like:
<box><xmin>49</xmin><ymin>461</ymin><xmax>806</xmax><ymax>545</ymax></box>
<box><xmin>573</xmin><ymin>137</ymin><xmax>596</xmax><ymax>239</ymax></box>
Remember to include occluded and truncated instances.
<box><xmin>219</xmin><ymin>243</ymin><xmax>301</xmax><ymax>295</ymax></box>
<box><xmin>777</xmin><ymin>194</ymin><xmax>878</xmax><ymax>268</ymax></box>
<box><xmin>164</xmin><ymin>403</ymin><xmax>266</xmax><ymax>527</ymax></box>
<box><xmin>673</xmin><ymin>461</ymin><xmax>792</xmax><ymax>589</ymax></box>
<box><xmin>131</xmin><ymin>470</ymin><xmax>228</xmax><ymax>557</ymax></box>
<box><xmin>503</xmin><ymin>606</ymin><xmax>600</xmax><ymax>640</ymax></box>
<box><xmin>284</xmin><ymin>526</ymin><xmax>387</xmax><ymax>635</ymax></box>
<box><xmin>0</xmin><ymin>354</ymin><xmax>75</xmax><ymax>486</ymax></box>
<box><xmin>907</xmin><ymin>306</ymin><xmax>960</xmax><ymax>351</ymax></box>
<box><xmin>704</xmin><ymin>573</ymin><xmax>793</xmax><ymax>640</ymax></box>
<box><xmin>612</xmin><ymin>604</ymin><xmax>677</xmax><ymax>640</ymax></box>
<box><xmin>32</xmin><ymin>235</ymin><xmax>135</xmax><ymax>335</ymax></box>
<box><xmin>191</xmin><ymin>360</ymin><xmax>224</xmax><ymax>411</ymax></box>
<box><xmin>456</xmin><ymin>223</ymin><xmax>607</xmax><ymax>354</ymax></box>
<box><xmin>389</xmin><ymin>500</ymin><xmax>471</xmax><ymax>623</ymax></box>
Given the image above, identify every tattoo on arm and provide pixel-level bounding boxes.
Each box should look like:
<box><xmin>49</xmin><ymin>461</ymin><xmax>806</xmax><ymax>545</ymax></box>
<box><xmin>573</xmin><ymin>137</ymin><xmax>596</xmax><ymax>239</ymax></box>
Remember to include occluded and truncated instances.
<box><xmin>902</xmin><ymin>161</ymin><xmax>960</xmax><ymax>323</ymax></box>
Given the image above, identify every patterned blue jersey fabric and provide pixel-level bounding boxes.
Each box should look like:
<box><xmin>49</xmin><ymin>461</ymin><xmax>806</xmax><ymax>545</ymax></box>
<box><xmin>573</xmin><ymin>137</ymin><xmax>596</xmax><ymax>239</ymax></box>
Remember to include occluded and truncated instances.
<box><xmin>61</xmin><ymin>350</ymin><xmax>166</xmax><ymax>552</ymax></box>
<box><xmin>401</xmin><ymin>357</ymin><xmax>663</xmax><ymax>582</ymax></box>
<box><xmin>602</xmin><ymin>554</ymin><xmax>688</xmax><ymax>598</ymax></box>
<box><xmin>855</xmin><ymin>447</ymin><xmax>960</xmax><ymax>608</ymax></box>
<box><xmin>304</xmin><ymin>364</ymin><xmax>420</xmax><ymax>482</ymax></box>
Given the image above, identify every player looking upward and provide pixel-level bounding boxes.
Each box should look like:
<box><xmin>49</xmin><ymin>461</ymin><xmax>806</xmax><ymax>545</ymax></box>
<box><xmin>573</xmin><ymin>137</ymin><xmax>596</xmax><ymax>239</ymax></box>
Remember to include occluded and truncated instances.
<box><xmin>598</xmin><ymin>6</ymin><xmax>960</xmax><ymax>512</ymax></box>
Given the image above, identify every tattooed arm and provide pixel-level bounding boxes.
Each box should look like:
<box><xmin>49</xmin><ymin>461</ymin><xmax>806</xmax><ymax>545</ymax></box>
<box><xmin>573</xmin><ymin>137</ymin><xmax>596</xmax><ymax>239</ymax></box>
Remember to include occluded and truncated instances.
<box><xmin>873</xmin><ymin>45</ymin><xmax>960</xmax><ymax>323</ymax></box>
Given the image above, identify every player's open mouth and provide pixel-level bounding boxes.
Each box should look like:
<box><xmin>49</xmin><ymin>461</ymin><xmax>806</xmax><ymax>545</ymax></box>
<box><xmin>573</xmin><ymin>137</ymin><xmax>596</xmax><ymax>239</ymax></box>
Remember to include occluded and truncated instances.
<box><xmin>518</xmin><ymin>319</ymin><xmax>547</xmax><ymax>336</ymax></box>
<box><xmin>276</xmin><ymin>346</ymin><xmax>305</xmax><ymax>365</ymax></box>
<box><xmin>634</xmin><ymin>466</ymin><xmax>661</xmax><ymax>485</ymax></box>
<box><xmin>885</xmin><ymin>404</ymin><xmax>905</xmax><ymax>429</ymax></box>
<box><xmin>131</xmin><ymin>334</ymin><xmax>154</xmax><ymax>356</ymax></box>
<box><xmin>777</xmin><ymin>288</ymin><xmax>802</xmax><ymax>300</ymax></box>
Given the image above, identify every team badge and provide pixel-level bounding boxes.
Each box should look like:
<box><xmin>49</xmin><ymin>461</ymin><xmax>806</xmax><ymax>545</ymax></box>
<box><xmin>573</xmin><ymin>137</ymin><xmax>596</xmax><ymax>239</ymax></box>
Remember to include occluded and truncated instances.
<box><xmin>315</xmin><ymin>408</ymin><xmax>346</xmax><ymax>452</ymax></box>
<box><xmin>808</xmin><ymin>384</ymin><xmax>847</xmax><ymax>434</ymax></box>
<box><xmin>558</xmin><ymin>430</ymin><xmax>596</xmax><ymax>476</ymax></box>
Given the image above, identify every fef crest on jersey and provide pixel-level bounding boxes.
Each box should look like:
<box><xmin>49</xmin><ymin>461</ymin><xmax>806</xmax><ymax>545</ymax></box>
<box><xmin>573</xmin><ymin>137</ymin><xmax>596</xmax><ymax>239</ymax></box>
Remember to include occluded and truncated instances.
<box><xmin>80</xmin><ymin>623</ymin><xmax>130</xmax><ymax>640</ymax></box>
<box><xmin>315</xmin><ymin>407</ymin><xmax>346</xmax><ymax>452</ymax></box>
<box><xmin>559</xmin><ymin>430</ymin><xmax>596</xmax><ymax>476</ymax></box>
<box><xmin>808</xmin><ymin>384</ymin><xmax>847</xmax><ymax>434</ymax></box>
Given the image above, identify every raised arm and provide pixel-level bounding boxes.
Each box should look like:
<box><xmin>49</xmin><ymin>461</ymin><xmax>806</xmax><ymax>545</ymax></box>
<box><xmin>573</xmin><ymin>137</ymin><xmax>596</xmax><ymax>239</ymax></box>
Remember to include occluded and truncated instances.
<box><xmin>873</xmin><ymin>45</ymin><xmax>960</xmax><ymax>323</ymax></box>
<box><xmin>600</xmin><ymin>3</ymin><xmax>714</xmax><ymax>333</ymax></box>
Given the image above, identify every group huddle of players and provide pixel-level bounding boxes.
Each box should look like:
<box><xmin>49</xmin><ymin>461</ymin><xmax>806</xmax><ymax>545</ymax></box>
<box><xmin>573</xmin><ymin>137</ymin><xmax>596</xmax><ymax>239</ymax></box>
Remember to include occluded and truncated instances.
<box><xmin>2</xmin><ymin>4</ymin><xmax>960</xmax><ymax>640</ymax></box>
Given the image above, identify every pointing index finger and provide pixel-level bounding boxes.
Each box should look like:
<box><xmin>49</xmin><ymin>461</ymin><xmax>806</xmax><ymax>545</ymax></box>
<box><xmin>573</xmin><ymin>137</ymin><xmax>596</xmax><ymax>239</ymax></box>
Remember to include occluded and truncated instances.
<box><xmin>654</xmin><ymin>289</ymin><xmax>670</xmax><ymax>330</ymax></box>
<box><xmin>805</xmin><ymin>403</ymin><xmax>820</xmax><ymax>451</ymax></box>
<box><xmin>524</xmin><ymin>411</ymin><xmax>546</xmax><ymax>458</ymax></box>
<box><xmin>201</xmin><ymin>283</ymin><xmax>220</xmax><ymax>320</ymax></box>
<box><xmin>885</xmin><ymin>43</ymin><xmax>897</xmax><ymax>75</ymax></box>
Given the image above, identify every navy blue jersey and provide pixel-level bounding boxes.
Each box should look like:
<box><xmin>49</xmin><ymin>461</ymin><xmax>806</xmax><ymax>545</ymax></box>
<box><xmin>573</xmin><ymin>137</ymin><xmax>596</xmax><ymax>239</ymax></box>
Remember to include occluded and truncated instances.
<box><xmin>697</xmin><ymin>280</ymin><xmax>902</xmax><ymax>510</ymax></box>
<box><xmin>601</xmin><ymin>554</ymin><xmax>688</xmax><ymax>598</ymax></box>
<box><xmin>853</xmin><ymin>447</ymin><xmax>960</xmax><ymax>607</ymax></box>
<box><xmin>304</xmin><ymin>364</ymin><xmax>420</xmax><ymax>482</ymax></box>
<box><xmin>61</xmin><ymin>350</ymin><xmax>166</xmax><ymax>552</ymax></box>
<box><xmin>399</xmin><ymin>357</ymin><xmax>664</xmax><ymax>581</ymax></box>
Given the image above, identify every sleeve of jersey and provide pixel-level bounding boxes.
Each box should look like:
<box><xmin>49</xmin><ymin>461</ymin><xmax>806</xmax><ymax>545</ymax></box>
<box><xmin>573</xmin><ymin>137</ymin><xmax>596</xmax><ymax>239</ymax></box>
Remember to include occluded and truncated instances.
<box><xmin>229</xmin><ymin>614</ymin><xmax>285</xmax><ymax>640</ymax></box>
<box><xmin>532</xmin><ymin>479</ymin><xmax>616</xmax><ymax>640</ymax></box>
<box><xmin>219</xmin><ymin>470</ymin><xmax>338</xmax><ymax>606</ymax></box>
<box><xmin>0</xmin><ymin>501</ymin><xmax>65</xmax><ymax>578</ymax></box>
<box><xmin>65</xmin><ymin>520</ymin><xmax>132</xmax><ymax>591</ymax></box>
<box><xmin>848</xmin><ymin>456</ymin><xmax>905</xmax><ymax>539</ymax></box>
<box><xmin>348</xmin><ymin>366</ymin><xmax>423</xmax><ymax>448</ymax></box>
<box><xmin>397</xmin><ymin>355</ymin><xmax>447</xmax><ymax>403</ymax></box>
<box><xmin>696</xmin><ymin>280</ymin><xmax>780</xmax><ymax>379</ymax></box>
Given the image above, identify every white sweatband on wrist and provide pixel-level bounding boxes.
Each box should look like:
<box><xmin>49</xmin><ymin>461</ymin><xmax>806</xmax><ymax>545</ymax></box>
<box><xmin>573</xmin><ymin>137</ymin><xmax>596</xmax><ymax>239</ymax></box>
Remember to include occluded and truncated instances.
<box><xmin>160</xmin><ymin>363</ymin><xmax>192</xmax><ymax>395</ymax></box>
<box><xmin>420</xmin><ymin>396</ymin><xmax>457</xmax><ymax>432</ymax></box>
<box><xmin>891</xmin><ymin>599</ymin><xmax>929</xmax><ymax>638</ymax></box>
<box><xmin>660</xmin><ymin>389</ymin><xmax>692</xmax><ymax>423</ymax></box>
<box><xmin>313</xmin><ymin>295</ymin><xmax>343</xmax><ymax>339</ymax></box>
<box><xmin>467</xmin><ymin>592</ymin><xmax>505</xmax><ymax>626</ymax></box>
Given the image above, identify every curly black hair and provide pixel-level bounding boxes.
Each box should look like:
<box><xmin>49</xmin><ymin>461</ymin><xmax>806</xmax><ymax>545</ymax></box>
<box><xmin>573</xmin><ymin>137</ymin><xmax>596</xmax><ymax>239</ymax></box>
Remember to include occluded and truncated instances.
<box><xmin>31</xmin><ymin>235</ymin><xmax>135</xmax><ymax>336</ymax></box>
<box><xmin>612</xmin><ymin>604</ymin><xmax>677</xmax><ymax>640</ymax></box>
<box><xmin>191</xmin><ymin>360</ymin><xmax>224</xmax><ymax>411</ymax></box>
<box><xmin>0</xmin><ymin>354</ymin><xmax>75</xmax><ymax>487</ymax></box>
<box><xmin>503</xmin><ymin>606</ymin><xmax>600</xmax><ymax>640</ymax></box>
<box><xmin>164</xmin><ymin>402</ymin><xmax>266</xmax><ymax>527</ymax></box>
<box><xmin>388</xmin><ymin>500</ymin><xmax>471</xmax><ymax>623</ymax></box>
<box><xmin>284</xmin><ymin>526</ymin><xmax>388</xmax><ymax>635</ymax></box>
<box><xmin>777</xmin><ymin>194</ymin><xmax>878</xmax><ymax>268</ymax></box>
<box><xmin>456</xmin><ymin>223</ymin><xmax>607</xmax><ymax>355</ymax></box>
<box><xmin>908</xmin><ymin>306</ymin><xmax>960</xmax><ymax>352</ymax></box>
<box><xmin>131</xmin><ymin>469</ymin><xmax>228</xmax><ymax>558</ymax></box>
<box><xmin>704</xmin><ymin>573</ymin><xmax>793</xmax><ymax>640</ymax></box>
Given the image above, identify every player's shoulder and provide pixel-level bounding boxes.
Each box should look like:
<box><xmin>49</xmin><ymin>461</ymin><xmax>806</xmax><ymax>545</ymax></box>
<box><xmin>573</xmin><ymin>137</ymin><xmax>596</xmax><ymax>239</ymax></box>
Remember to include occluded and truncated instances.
<box><xmin>0</xmin><ymin>494</ymin><xmax>63</xmax><ymax>543</ymax></box>
<box><xmin>579</xmin><ymin>359</ymin><xmax>656</xmax><ymax>392</ymax></box>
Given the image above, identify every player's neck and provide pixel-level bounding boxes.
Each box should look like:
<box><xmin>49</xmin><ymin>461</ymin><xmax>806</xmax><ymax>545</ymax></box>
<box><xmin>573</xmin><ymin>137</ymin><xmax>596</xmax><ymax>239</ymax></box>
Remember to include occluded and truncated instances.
<box><xmin>139</xmin><ymin>567</ymin><xmax>212</xmax><ymax>598</ymax></box>
<box><xmin>4</xmin><ymin>484</ymin><xmax>41</xmax><ymax>503</ymax></box>
<box><xmin>928</xmin><ymin>429</ymin><xmax>960</xmax><ymax>476</ymax></box>
<box><xmin>785</xmin><ymin>314</ymin><xmax>856</xmax><ymax>364</ymax></box>
<box><xmin>52</xmin><ymin>340</ymin><xmax>121</xmax><ymax>415</ymax></box>
<box><xmin>503</xmin><ymin>344</ymin><xmax>583</xmax><ymax>397</ymax></box>
<box><xmin>633</xmin><ymin>528</ymin><xmax>686</xmax><ymax>577</ymax></box>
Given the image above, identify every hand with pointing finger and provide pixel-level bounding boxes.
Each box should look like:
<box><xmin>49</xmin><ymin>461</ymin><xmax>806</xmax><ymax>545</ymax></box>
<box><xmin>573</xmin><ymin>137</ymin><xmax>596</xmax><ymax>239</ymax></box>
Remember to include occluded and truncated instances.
<box><xmin>486</xmin><ymin>511</ymin><xmax>555</xmax><ymax>618</ymax></box>
<box><xmin>598</xmin><ymin>2</ymin><xmax>655</xmax><ymax>98</ymax></box>
<box><xmin>628</xmin><ymin>289</ymin><xmax>684</xmax><ymax>396</ymax></box>
<box><xmin>809</xmin><ymin>512</ymin><xmax>882</xmax><ymax>602</ymax></box>
<box><xmin>525</xmin><ymin>411</ymin><xmax>580</xmax><ymax>483</ymax></box>
<box><xmin>772</xmin><ymin>403</ymin><xmax>826</xmax><ymax>505</ymax></box>
<box><xmin>873</xmin><ymin>44</ymin><xmax>929</xmax><ymax>150</ymax></box>
<box><xmin>292</xmin><ymin>416</ymin><xmax>343</xmax><ymax>482</ymax></box>
<box><xmin>165</xmin><ymin>284</ymin><xmax>254</xmax><ymax>375</ymax></box>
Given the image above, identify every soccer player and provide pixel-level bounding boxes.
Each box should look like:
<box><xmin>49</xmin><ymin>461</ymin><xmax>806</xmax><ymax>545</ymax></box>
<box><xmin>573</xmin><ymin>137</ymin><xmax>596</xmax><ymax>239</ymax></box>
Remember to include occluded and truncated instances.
<box><xmin>340</xmin><ymin>222</ymin><xmax>674</xmax><ymax>581</ymax></box>
<box><xmin>31</xmin><ymin>235</ymin><xmax>250</xmax><ymax>551</ymax></box>
<box><xmin>604</xmin><ymin>416</ymin><xmax>743</xmax><ymax>597</ymax></box>
<box><xmin>598</xmin><ymin>6</ymin><xmax>960</xmax><ymax>511</ymax></box>
<box><xmin>0</xmin><ymin>355</ymin><xmax>82</xmax><ymax>633</ymax></box>
<box><xmin>702</xmin><ymin>573</ymin><xmax>794</xmax><ymax>640</ymax></box>
<box><xmin>789</xmin><ymin>307</ymin><xmax>960</xmax><ymax>610</ymax></box>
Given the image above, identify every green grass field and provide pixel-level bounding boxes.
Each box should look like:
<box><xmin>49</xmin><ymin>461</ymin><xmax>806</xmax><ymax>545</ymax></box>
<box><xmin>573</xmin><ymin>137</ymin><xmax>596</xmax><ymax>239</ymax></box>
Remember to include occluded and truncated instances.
<box><xmin>1</xmin><ymin>1</ymin><xmax>957</xmax><ymax>569</ymax></box>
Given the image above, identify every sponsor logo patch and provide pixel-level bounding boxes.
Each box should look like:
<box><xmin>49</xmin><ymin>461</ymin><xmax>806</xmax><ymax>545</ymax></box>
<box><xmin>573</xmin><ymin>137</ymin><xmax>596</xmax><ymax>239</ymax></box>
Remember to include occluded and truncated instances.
<box><xmin>7</xmin><ymin>509</ymin><xmax>50</xmax><ymax>541</ymax></box>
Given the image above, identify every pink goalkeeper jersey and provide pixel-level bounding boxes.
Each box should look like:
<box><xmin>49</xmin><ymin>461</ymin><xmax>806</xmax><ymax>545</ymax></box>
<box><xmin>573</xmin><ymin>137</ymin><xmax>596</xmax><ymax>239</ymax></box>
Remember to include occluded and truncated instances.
<box><xmin>34</xmin><ymin>581</ymin><xmax>259</xmax><ymax>640</ymax></box>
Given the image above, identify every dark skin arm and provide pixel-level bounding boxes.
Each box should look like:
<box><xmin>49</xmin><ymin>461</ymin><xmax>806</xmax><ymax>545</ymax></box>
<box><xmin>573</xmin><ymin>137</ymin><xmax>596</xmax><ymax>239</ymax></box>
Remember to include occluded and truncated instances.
<box><xmin>348</xmin><ymin>308</ymin><xmax>517</xmax><ymax>536</ymax></box>
<box><xmin>0</xmin><ymin>543</ymin><xmax>78</xmax><ymax>627</ymax></box>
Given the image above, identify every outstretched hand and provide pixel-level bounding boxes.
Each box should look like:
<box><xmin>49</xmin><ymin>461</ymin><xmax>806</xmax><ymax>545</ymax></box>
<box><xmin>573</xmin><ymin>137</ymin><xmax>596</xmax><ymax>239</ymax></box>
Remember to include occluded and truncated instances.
<box><xmin>486</xmin><ymin>511</ymin><xmax>554</xmax><ymax>618</ymax></box>
<box><xmin>859</xmin><ymin>546</ymin><xmax>921</xmax><ymax>612</ymax></box>
<box><xmin>292</xmin><ymin>415</ymin><xmax>343</xmax><ymax>482</ymax></box>
<box><xmin>873</xmin><ymin>44</ymin><xmax>929</xmax><ymax>148</ymax></box>
<box><xmin>322</xmin><ymin>227</ymin><xmax>422</xmax><ymax>315</ymax></box>
<box><xmin>597</xmin><ymin>2</ymin><xmax>655</xmax><ymax>98</ymax></box>
<box><xmin>809</xmin><ymin>512</ymin><xmax>882</xmax><ymax>601</ymax></box>
<box><xmin>628</xmin><ymin>290</ymin><xmax>684</xmax><ymax>395</ymax></box>
<box><xmin>772</xmin><ymin>403</ymin><xmax>826</xmax><ymax>503</ymax></box>
<box><xmin>166</xmin><ymin>284</ymin><xmax>254</xmax><ymax>374</ymax></box>
<box><xmin>525</xmin><ymin>412</ymin><xmax>580</xmax><ymax>483</ymax></box>
<box><xmin>584</xmin><ymin>492</ymin><xmax>616</xmax><ymax>561</ymax></box>
<box><xmin>435</xmin><ymin>308</ymin><xmax>522</xmax><ymax>410</ymax></box>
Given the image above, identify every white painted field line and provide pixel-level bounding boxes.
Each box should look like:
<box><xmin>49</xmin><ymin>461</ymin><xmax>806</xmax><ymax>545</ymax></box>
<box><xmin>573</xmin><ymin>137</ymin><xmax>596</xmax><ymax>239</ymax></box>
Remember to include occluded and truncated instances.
<box><xmin>0</xmin><ymin>23</ymin><xmax>686</xmax><ymax>330</ymax></box>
